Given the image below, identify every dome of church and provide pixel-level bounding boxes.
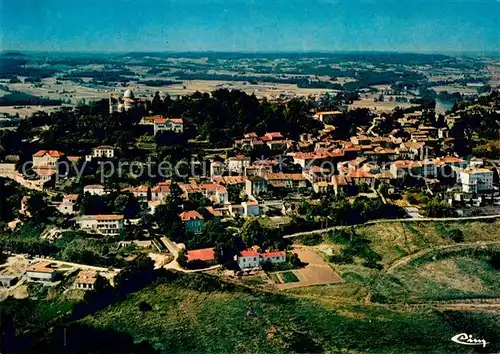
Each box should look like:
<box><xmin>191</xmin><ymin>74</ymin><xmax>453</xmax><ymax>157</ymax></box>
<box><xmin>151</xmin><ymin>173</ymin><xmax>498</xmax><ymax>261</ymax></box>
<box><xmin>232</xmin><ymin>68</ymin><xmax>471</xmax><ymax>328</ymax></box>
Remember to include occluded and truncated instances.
<box><xmin>123</xmin><ymin>89</ymin><xmax>134</xmax><ymax>99</ymax></box>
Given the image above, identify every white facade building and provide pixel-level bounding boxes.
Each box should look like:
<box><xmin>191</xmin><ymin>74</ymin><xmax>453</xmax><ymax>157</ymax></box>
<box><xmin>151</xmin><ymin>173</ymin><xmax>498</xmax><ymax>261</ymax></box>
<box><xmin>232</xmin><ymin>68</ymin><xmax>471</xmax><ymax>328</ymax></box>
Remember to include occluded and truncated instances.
<box><xmin>237</xmin><ymin>250</ymin><xmax>261</xmax><ymax>269</ymax></box>
<box><xmin>83</xmin><ymin>184</ymin><xmax>107</xmax><ymax>196</ymax></box>
<box><xmin>75</xmin><ymin>215</ymin><xmax>124</xmax><ymax>235</ymax></box>
<box><xmin>242</xmin><ymin>201</ymin><xmax>260</xmax><ymax>217</ymax></box>
<box><xmin>26</xmin><ymin>262</ymin><xmax>57</xmax><ymax>282</ymax></box>
<box><xmin>153</xmin><ymin>117</ymin><xmax>184</xmax><ymax>135</ymax></box>
<box><xmin>461</xmin><ymin>168</ymin><xmax>494</xmax><ymax>193</ymax></box>
<box><xmin>227</xmin><ymin>155</ymin><xmax>251</xmax><ymax>174</ymax></box>
<box><xmin>237</xmin><ymin>250</ymin><xmax>287</xmax><ymax>270</ymax></box>
<box><xmin>92</xmin><ymin>146</ymin><xmax>115</xmax><ymax>159</ymax></box>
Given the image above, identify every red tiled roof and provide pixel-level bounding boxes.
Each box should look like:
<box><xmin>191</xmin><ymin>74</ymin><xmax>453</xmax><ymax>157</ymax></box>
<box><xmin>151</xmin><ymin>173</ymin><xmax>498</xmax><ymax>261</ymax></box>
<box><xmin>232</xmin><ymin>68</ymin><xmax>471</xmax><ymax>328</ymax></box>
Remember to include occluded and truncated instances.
<box><xmin>186</xmin><ymin>248</ymin><xmax>215</xmax><ymax>262</ymax></box>
<box><xmin>179</xmin><ymin>210</ymin><xmax>203</xmax><ymax>221</ymax></box>
<box><xmin>26</xmin><ymin>261</ymin><xmax>55</xmax><ymax>273</ymax></box>
<box><xmin>67</xmin><ymin>156</ymin><xmax>81</xmax><ymax>162</ymax></box>
<box><xmin>76</xmin><ymin>270</ymin><xmax>98</xmax><ymax>285</ymax></box>
<box><xmin>266</xmin><ymin>132</ymin><xmax>283</xmax><ymax>138</ymax></box>
<box><xmin>33</xmin><ymin>150</ymin><xmax>65</xmax><ymax>158</ymax></box>
<box><xmin>260</xmin><ymin>251</ymin><xmax>286</xmax><ymax>258</ymax></box>
<box><xmin>84</xmin><ymin>184</ymin><xmax>104</xmax><ymax>189</ymax></box>
<box><xmin>95</xmin><ymin>215</ymin><xmax>123</xmax><ymax>221</ymax></box>
<box><xmin>240</xmin><ymin>250</ymin><xmax>259</xmax><ymax>257</ymax></box>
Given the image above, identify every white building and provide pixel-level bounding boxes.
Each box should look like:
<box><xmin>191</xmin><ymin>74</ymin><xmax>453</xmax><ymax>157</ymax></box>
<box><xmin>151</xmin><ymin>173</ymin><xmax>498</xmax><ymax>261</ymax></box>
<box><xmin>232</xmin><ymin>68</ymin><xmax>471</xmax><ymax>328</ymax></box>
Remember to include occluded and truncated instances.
<box><xmin>313</xmin><ymin>111</ymin><xmax>343</xmax><ymax>122</ymax></box>
<box><xmin>92</xmin><ymin>145</ymin><xmax>115</xmax><ymax>159</ymax></box>
<box><xmin>26</xmin><ymin>262</ymin><xmax>57</xmax><ymax>282</ymax></box>
<box><xmin>75</xmin><ymin>214</ymin><xmax>124</xmax><ymax>235</ymax></box>
<box><xmin>74</xmin><ymin>270</ymin><xmax>101</xmax><ymax>291</ymax></box>
<box><xmin>59</xmin><ymin>194</ymin><xmax>78</xmax><ymax>215</ymax></box>
<box><xmin>109</xmin><ymin>89</ymin><xmax>143</xmax><ymax>113</ymax></box>
<box><xmin>151</xmin><ymin>181</ymin><xmax>171</xmax><ymax>201</ymax></box>
<box><xmin>237</xmin><ymin>250</ymin><xmax>287</xmax><ymax>270</ymax></box>
<box><xmin>153</xmin><ymin>117</ymin><xmax>184</xmax><ymax>135</ymax></box>
<box><xmin>461</xmin><ymin>168</ymin><xmax>494</xmax><ymax>193</ymax></box>
<box><xmin>83</xmin><ymin>184</ymin><xmax>106</xmax><ymax>196</ymax></box>
<box><xmin>227</xmin><ymin>155</ymin><xmax>251</xmax><ymax>174</ymax></box>
<box><xmin>198</xmin><ymin>183</ymin><xmax>229</xmax><ymax>205</ymax></box>
<box><xmin>237</xmin><ymin>250</ymin><xmax>260</xmax><ymax>269</ymax></box>
<box><xmin>32</xmin><ymin>150</ymin><xmax>65</xmax><ymax>168</ymax></box>
<box><xmin>260</xmin><ymin>251</ymin><xmax>287</xmax><ymax>265</ymax></box>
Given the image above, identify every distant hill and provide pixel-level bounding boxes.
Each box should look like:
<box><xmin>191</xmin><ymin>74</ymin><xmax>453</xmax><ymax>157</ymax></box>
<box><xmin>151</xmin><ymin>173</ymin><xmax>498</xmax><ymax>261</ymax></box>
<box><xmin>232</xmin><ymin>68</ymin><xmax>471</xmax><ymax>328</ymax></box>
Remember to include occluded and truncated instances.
<box><xmin>1</xmin><ymin>51</ymin><xmax>29</xmax><ymax>58</ymax></box>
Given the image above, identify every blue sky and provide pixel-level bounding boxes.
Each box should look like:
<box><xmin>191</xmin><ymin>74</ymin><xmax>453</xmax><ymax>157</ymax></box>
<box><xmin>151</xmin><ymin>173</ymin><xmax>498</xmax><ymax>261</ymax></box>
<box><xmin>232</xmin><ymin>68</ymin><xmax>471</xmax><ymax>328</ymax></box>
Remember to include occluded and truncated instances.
<box><xmin>1</xmin><ymin>0</ymin><xmax>499</xmax><ymax>53</ymax></box>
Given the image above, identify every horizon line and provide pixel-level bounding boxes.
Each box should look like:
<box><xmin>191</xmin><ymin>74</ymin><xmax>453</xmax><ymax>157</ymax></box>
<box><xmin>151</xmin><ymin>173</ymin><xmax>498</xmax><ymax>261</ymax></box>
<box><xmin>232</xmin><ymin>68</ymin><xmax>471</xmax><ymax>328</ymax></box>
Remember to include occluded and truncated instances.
<box><xmin>3</xmin><ymin>49</ymin><xmax>500</xmax><ymax>56</ymax></box>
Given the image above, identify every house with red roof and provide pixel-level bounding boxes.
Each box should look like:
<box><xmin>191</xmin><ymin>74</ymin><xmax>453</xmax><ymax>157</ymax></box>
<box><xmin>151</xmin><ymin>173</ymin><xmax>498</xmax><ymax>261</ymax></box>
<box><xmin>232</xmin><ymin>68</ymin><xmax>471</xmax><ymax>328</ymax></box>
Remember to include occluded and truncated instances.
<box><xmin>151</xmin><ymin>181</ymin><xmax>171</xmax><ymax>201</ymax></box>
<box><xmin>237</xmin><ymin>249</ymin><xmax>260</xmax><ymax>269</ymax></box>
<box><xmin>237</xmin><ymin>249</ymin><xmax>287</xmax><ymax>270</ymax></box>
<box><xmin>186</xmin><ymin>248</ymin><xmax>216</xmax><ymax>263</ymax></box>
<box><xmin>32</xmin><ymin>150</ymin><xmax>65</xmax><ymax>168</ymax></box>
<box><xmin>179</xmin><ymin>210</ymin><xmax>205</xmax><ymax>234</ymax></box>
<box><xmin>153</xmin><ymin>117</ymin><xmax>184</xmax><ymax>135</ymax></box>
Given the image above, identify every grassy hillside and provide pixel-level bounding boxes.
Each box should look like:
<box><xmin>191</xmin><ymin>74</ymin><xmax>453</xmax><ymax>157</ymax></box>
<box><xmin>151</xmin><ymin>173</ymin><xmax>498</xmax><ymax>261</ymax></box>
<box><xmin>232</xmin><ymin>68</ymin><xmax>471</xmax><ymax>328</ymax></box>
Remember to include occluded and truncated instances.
<box><xmin>79</xmin><ymin>279</ymin><xmax>500</xmax><ymax>353</ymax></box>
<box><xmin>290</xmin><ymin>220</ymin><xmax>500</xmax><ymax>304</ymax></box>
<box><xmin>356</xmin><ymin>220</ymin><xmax>500</xmax><ymax>266</ymax></box>
<box><xmin>3</xmin><ymin>221</ymin><xmax>500</xmax><ymax>353</ymax></box>
<box><xmin>372</xmin><ymin>254</ymin><xmax>500</xmax><ymax>303</ymax></box>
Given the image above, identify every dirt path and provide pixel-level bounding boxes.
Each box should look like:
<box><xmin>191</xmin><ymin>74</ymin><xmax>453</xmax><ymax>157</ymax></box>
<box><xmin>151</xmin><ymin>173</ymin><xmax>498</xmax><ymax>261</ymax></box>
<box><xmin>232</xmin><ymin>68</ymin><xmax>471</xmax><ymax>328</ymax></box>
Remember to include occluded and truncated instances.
<box><xmin>283</xmin><ymin>215</ymin><xmax>500</xmax><ymax>239</ymax></box>
<box><xmin>384</xmin><ymin>240</ymin><xmax>500</xmax><ymax>274</ymax></box>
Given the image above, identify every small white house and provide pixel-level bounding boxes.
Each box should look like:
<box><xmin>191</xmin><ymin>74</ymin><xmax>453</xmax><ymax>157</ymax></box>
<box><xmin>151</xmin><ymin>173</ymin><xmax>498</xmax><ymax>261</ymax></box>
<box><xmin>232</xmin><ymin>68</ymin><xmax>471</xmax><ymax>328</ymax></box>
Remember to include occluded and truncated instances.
<box><xmin>237</xmin><ymin>250</ymin><xmax>261</xmax><ymax>269</ymax></box>
<box><xmin>92</xmin><ymin>145</ymin><xmax>115</xmax><ymax>159</ymax></box>
<box><xmin>228</xmin><ymin>155</ymin><xmax>251</xmax><ymax>174</ymax></box>
<box><xmin>74</xmin><ymin>270</ymin><xmax>101</xmax><ymax>291</ymax></box>
<box><xmin>83</xmin><ymin>184</ymin><xmax>106</xmax><ymax>196</ymax></box>
<box><xmin>59</xmin><ymin>194</ymin><xmax>78</xmax><ymax>214</ymax></box>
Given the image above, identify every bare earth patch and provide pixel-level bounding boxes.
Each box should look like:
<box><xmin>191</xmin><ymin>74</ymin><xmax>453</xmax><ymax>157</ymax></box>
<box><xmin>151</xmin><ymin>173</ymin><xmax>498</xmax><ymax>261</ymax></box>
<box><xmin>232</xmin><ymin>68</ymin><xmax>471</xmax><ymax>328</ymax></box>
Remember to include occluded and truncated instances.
<box><xmin>276</xmin><ymin>246</ymin><xmax>343</xmax><ymax>290</ymax></box>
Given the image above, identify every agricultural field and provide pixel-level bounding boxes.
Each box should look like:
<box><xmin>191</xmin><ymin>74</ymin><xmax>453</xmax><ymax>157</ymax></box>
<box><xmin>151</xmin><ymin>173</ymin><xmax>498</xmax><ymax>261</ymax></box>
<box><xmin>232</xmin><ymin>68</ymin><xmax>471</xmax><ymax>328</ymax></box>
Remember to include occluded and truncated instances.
<box><xmin>273</xmin><ymin>246</ymin><xmax>343</xmax><ymax>290</ymax></box>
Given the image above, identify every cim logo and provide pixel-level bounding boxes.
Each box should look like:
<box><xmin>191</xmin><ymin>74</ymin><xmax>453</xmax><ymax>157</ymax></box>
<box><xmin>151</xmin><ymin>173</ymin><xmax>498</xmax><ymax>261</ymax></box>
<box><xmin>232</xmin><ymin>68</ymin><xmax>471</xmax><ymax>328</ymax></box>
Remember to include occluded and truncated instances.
<box><xmin>451</xmin><ymin>333</ymin><xmax>488</xmax><ymax>348</ymax></box>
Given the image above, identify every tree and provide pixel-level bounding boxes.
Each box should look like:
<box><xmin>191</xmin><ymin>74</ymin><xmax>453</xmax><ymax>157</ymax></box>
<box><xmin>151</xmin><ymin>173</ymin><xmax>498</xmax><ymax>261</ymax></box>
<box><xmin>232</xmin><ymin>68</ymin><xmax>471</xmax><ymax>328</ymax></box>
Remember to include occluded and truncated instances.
<box><xmin>26</xmin><ymin>192</ymin><xmax>50</xmax><ymax>221</ymax></box>
<box><xmin>239</xmin><ymin>218</ymin><xmax>265</xmax><ymax>247</ymax></box>
<box><xmin>421</xmin><ymin>199</ymin><xmax>457</xmax><ymax>218</ymax></box>
<box><xmin>177</xmin><ymin>249</ymin><xmax>187</xmax><ymax>267</ymax></box>
<box><xmin>114</xmin><ymin>255</ymin><xmax>154</xmax><ymax>293</ymax></box>
<box><xmin>151</xmin><ymin>91</ymin><xmax>163</xmax><ymax>114</ymax></box>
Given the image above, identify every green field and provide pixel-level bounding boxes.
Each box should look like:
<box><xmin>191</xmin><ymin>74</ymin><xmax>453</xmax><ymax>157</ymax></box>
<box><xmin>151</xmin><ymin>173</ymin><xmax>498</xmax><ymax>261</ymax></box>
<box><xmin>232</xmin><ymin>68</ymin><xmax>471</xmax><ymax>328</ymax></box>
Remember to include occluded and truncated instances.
<box><xmin>281</xmin><ymin>271</ymin><xmax>299</xmax><ymax>283</ymax></box>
